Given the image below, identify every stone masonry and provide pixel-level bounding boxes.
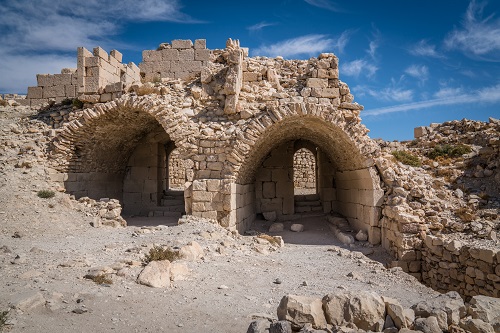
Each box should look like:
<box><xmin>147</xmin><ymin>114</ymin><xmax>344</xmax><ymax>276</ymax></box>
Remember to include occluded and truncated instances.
<box><xmin>21</xmin><ymin>38</ymin><xmax>499</xmax><ymax>299</ymax></box>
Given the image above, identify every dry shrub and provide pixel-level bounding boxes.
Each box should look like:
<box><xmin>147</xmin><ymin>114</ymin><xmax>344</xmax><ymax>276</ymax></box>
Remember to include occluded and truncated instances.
<box><xmin>257</xmin><ymin>234</ymin><xmax>280</xmax><ymax>247</ymax></box>
<box><xmin>86</xmin><ymin>274</ymin><xmax>113</xmax><ymax>285</ymax></box>
<box><xmin>428</xmin><ymin>144</ymin><xmax>472</xmax><ymax>159</ymax></box>
<box><xmin>455</xmin><ymin>207</ymin><xmax>476</xmax><ymax>222</ymax></box>
<box><xmin>135</xmin><ymin>85</ymin><xmax>159</xmax><ymax>96</ymax></box>
<box><xmin>37</xmin><ymin>190</ymin><xmax>55</xmax><ymax>199</ymax></box>
<box><xmin>391</xmin><ymin>150</ymin><xmax>422</xmax><ymax>167</ymax></box>
<box><xmin>0</xmin><ymin>100</ymin><xmax>8</xmax><ymax>107</ymax></box>
<box><xmin>143</xmin><ymin>245</ymin><xmax>183</xmax><ymax>264</ymax></box>
<box><xmin>0</xmin><ymin>310</ymin><xmax>8</xmax><ymax>330</ymax></box>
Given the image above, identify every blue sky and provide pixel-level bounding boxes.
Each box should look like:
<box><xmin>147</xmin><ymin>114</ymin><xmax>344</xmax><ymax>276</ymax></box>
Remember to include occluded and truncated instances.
<box><xmin>1</xmin><ymin>0</ymin><xmax>499</xmax><ymax>140</ymax></box>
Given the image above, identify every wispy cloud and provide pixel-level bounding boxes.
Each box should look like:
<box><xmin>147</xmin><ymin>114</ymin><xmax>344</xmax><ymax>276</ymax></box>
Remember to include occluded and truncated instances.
<box><xmin>304</xmin><ymin>0</ymin><xmax>341</xmax><ymax>12</ymax></box>
<box><xmin>444</xmin><ymin>0</ymin><xmax>500</xmax><ymax>61</ymax></box>
<box><xmin>341</xmin><ymin>59</ymin><xmax>378</xmax><ymax>78</ymax></box>
<box><xmin>434</xmin><ymin>86</ymin><xmax>464</xmax><ymax>99</ymax></box>
<box><xmin>247</xmin><ymin>21</ymin><xmax>277</xmax><ymax>32</ymax></box>
<box><xmin>408</xmin><ymin>40</ymin><xmax>445</xmax><ymax>58</ymax></box>
<box><xmin>253</xmin><ymin>33</ymin><xmax>350</xmax><ymax>58</ymax></box>
<box><xmin>364</xmin><ymin>83</ymin><xmax>500</xmax><ymax>116</ymax></box>
<box><xmin>0</xmin><ymin>0</ymin><xmax>198</xmax><ymax>93</ymax></box>
<box><xmin>405</xmin><ymin>64</ymin><xmax>429</xmax><ymax>83</ymax></box>
<box><xmin>354</xmin><ymin>84</ymin><xmax>413</xmax><ymax>102</ymax></box>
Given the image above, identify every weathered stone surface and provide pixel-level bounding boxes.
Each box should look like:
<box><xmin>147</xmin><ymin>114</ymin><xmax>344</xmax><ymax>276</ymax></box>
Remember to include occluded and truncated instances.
<box><xmin>277</xmin><ymin>295</ymin><xmax>327</xmax><ymax>330</ymax></box>
<box><xmin>323</xmin><ymin>291</ymin><xmax>385</xmax><ymax>331</ymax></box>
<box><xmin>247</xmin><ymin>319</ymin><xmax>271</xmax><ymax>333</ymax></box>
<box><xmin>9</xmin><ymin>291</ymin><xmax>46</xmax><ymax>312</ymax></box>
<box><xmin>414</xmin><ymin>316</ymin><xmax>442</xmax><ymax>333</ymax></box>
<box><xmin>468</xmin><ymin>295</ymin><xmax>500</xmax><ymax>324</ymax></box>
<box><xmin>459</xmin><ymin>318</ymin><xmax>495</xmax><ymax>333</ymax></box>
<box><xmin>137</xmin><ymin>260</ymin><xmax>171</xmax><ymax>288</ymax></box>
<box><xmin>263</xmin><ymin>211</ymin><xmax>277</xmax><ymax>222</ymax></box>
<box><xmin>269</xmin><ymin>223</ymin><xmax>284</xmax><ymax>232</ymax></box>
<box><xmin>412</xmin><ymin>291</ymin><xmax>466</xmax><ymax>329</ymax></box>
<box><xmin>179</xmin><ymin>241</ymin><xmax>204</xmax><ymax>261</ymax></box>
<box><xmin>290</xmin><ymin>224</ymin><xmax>304</xmax><ymax>232</ymax></box>
<box><xmin>269</xmin><ymin>320</ymin><xmax>292</xmax><ymax>333</ymax></box>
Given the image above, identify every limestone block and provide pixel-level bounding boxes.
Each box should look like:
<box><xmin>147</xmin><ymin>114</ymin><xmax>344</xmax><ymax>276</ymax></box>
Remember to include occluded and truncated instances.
<box><xmin>194</xmin><ymin>48</ymin><xmax>210</xmax><ymax>61</ymax></box>
<box><xmin>306</xmin><ymin>78</ymin><xmax>328</xmax><ymax>88</ymax></box>
<box><xmin>179</xmin><ymin>49</ymin><xmax>194</xmax><ymax>61</ymax></box>
<box><xmin>469</xmin><ymin>248</ymin><xmax>495</xmax><ymax>264</ymax></box>
<box><xmin>206</xmin><ymin>179</ymin><xmax>221</xmax><ymax>192</ymax></box>
<box><xmin>192</xmin><ymin>190</ymin><xmax>212</xmax><ymax>202</ymax></box>
<box><xmin>30</xmin><ymin>98</ymin><xmax>49</xmax><ymax>106</ymax></box>
<box><xmin>93</xmin><ymin>46</ymin><xmax>109</xmax><ymax>60</ymax></box>
<box><xmin>65</xmin><ymin>85</ymin><xmax>76</xmax><ymax>98</ymax></box>
<box><xmin>143</xmin><ymin>50</ymin><xmax>162</xmax><ymax>62</ymax></box>
<box><xmin>262</xmin><ymin>182</ymin><xmax>276</xmax><ymax>199</ymax></box>
<box><xmin>194</xmin><ymin>39</ymin><xmax>206</xmax><ymax>49</ymax></box>
<box><xmin>173</xmin><ymin>60</ymin><xmax>202</xmax><ymax>73</ymax></box>
<box><xmin>100</xmin><ymin>93</ymin><xmax>112</xmax><ymax>102</ymax></box>
<box><xmin>277</xmin><ymin>295</ymin><xmax>327</xmax><ymax>329</ymax></box>
<box><xmin>37</xmin><ymin>74</ymin><xmax>54</xmax><ymax>87</ymax></box>
<box><xmin>137</xmin><ymin>260</ymin><xmax>171</xmax><ymax>288</ymax></box>
<box><xmin>243</xmin><ymin>72</ymin><xmax>259</xmax><ymax>82</ymax></box>
<box><xmin>311</xmin><ymin>88</ymin><xmax>339</xmax><ymax>98</ymax></box>
<box><xmin>414</xmin><ymin>126</ymin><xmax>428</xmax><ymax>138</ymax></box>
<box><xmin>110</xmin><ymin>49</ymin><xmax>123</xmax><ymax>62</ymax></box>
<box><xmin>27</xmin><ymin>86</ymin><xmax>43</xmax><ymax>99</ymax></box>
<box><xmin>157</xmin><ymin>49</ymin><xmax>178</xmax><ymax>62</ymax></box>
<box><xmin>172</xmin><ymin>39</ymin><xmax>193</xmax><ymax>49</ymax></box>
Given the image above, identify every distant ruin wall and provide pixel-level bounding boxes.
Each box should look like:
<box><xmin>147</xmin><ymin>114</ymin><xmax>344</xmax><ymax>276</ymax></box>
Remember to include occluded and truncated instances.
<box><xmin>139</xmin><ymin>39</ymin><xmax>210</xmax><ymax>81</ymax></box>
<box><xmin>27</xmin><ymin>68</ymin><xmax>78</xmax><ymax>106</ymax></box>
<box><xmin>422</xmin><ymin>234</ymin><xmax>499</xmax><ymax>299</ymax></box>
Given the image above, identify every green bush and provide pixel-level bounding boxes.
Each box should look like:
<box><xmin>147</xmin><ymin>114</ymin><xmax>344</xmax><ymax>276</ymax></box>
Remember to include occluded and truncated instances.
<box><xmin>143</xmin><ymin>245</ymin><xmax>183</xmax><ymax>264</ymax></box>
<box><xmin>85</xmin><ymin>274</ymin><xmax>113</xmax><ymax>285</ymax></box>
<box><xmin>37</xmin><ymin>190</ymin><xmax>55</xmax><ymax>199</ymax></box>
<box><xmin>0</xmin><ymin>310</ymin><xmax>8</xmax><ymax>331</ymax></box>
<box><xmin>391</xmin><ymin>150</ymin><xmax>422</xmax><ymax>167</ymax></box>
<box><xmin>72</xmin><ymin>98</ymin><xmax>84</xmax><ymax>109</ymax></box>
<box><xmin>427</xmin><ymin>144</ymin><xmax>471</xmax><ymax>159</ymax></box>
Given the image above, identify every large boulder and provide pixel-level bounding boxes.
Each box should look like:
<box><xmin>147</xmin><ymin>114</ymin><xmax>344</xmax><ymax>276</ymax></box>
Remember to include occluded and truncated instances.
<box><xmin>412</xmin><ymin>291</ymin><xmax>466</xmax><ymax>330</ymax></box>
<box><xmin>468</xmin><ymin>295</ymin><xmax>500</xmax><ymax>325</ymax></box>
<box><xmin>382</xmin><ymin>296</ymin><xmax>414</xmax><ymax>329</ymax></box>
<box><xmin>323</xmin><ymin>291</ymin><xmax>385</xmax><ymax>331</ymax></box>
<box><xmin>414</xmin><ymin>316</ymin><xmax>442</xmax><ymax>333</ymax></box>
<box><xmin>277</xmin><ymin>295</ymin><xmax>327</xmax><ymax>330</ymax></box>
<box><xmin>137</xmin><ymin>260</ymin><xmax>171</xmax><ymax>288</ymax></box>
<box><xmin>179</xmin><ymin>241</ymin><xmax>204</xmax><ymax>261</ymax></box>
<box><xmin>460</xmin><ymin>318</ymin><xmax>495</xmax><ymax>333</ymax></box>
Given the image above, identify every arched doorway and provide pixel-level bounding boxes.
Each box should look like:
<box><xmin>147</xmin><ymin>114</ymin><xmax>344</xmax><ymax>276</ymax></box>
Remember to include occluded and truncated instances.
<box><xmin>232</xmin><ymin>115</ymin><xmax>383</xmax><ymax>244</ymax></box>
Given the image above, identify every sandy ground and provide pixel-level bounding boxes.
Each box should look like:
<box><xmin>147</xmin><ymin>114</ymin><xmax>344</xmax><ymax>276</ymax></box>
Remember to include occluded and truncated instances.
<box><xmin>0</xmin><ymin>106</ymin><xmax>439</xmax><ymax>332</ymax></box>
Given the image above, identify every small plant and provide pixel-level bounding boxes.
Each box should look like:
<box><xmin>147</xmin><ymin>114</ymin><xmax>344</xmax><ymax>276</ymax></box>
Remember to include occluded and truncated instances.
<box><xmin>391</xmin><ymin>150</ymin><xmax>422</xmax><ymax>167</ymax></box>
<box><xmin>37</xmin><ymin>190</ymin><xmax>55</xmax><ymax>199</ymax></box>
<box><xmin>72</xmin><ymin>98</ymin><xmax>84</xmax><ymax>109</ymax></box>
<box><xmin>86</xmin><ymin>274</ymin><xmax>113</xmax><ymax>285</ymax></box>
<box><xmin>61</xmin><ymin>98</ymin><xmax>73</xmax><ymax>106</ymax></box>
<box><xmin>427</xmin><ymin>144</ymin><xmax>472</xmax><ymax>159</ymax></box>
<box><xmin>0</xmin><ymin>310</ymin><xmax>9</xmax><ymax>331</ymax></box>
<box><xmin>0</xmin><ymin>100</ymin><xmax>8</xmax><ymax>107</ymax></box>
<box><xmin>257</xmin><ymin>234</ymin><xmax>281</xmax><ymax>247</ymax></box>
<box><xmin>455</xmin><ymin>207</ymin><xmax>476</xmax><ymax>222</ymax></box>
<box><xmin>143</xmin><ymin>245</ymin><xmax>183</xmax><ymax>264</ymax></box>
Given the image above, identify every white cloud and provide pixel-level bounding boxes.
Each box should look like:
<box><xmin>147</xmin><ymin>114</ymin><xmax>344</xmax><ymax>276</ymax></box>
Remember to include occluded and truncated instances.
<box><xmin>364</xmin><ymin>83</ymin><xmax>500</xmax><ymax>116</ymax></box>
<box><xmin>253</xmin><ymin>33</ymin><xmax>350</xmax><ymax>58</ymax></box>
<box><xmin>353</xmin><ymin>84</ymin><xmax>413</xmax><ymax>102</ymax></box>
<box><xmin>444</xmin><ymin>0</ymin><xmax>500</xmax><ymax>60</ymax></box>
<box><xmin>434</xmin><ymin>87</ymin><xmax>464</xmax><ymax>99</ymax></box>
<box><xmin>405</xmin><ymin>64</ymin><xmax>429</xmax><ymax>82</ymax></box>
<box><xmin>341</xmin><ymin>59</ymin><xmax>378</xmax><ymax>78</ymax></box>
<box><xmin>0</xmin><ymin>0</ymin><xmax>197</xmax><ymax>93</ymax></box>
<box><xmin>247</xmin><ymin>22</ymin><xmax>277</xmax><ymax>32</ymax></box>
<box><xmin>408</xmin><ymin>40</ymin><xmax>445</xmax><ymax>58</ymax></box>
<box><xmin>304</xmin><ymin>0</ymin><xmax>340</xmax><ymax>12</ymax></box>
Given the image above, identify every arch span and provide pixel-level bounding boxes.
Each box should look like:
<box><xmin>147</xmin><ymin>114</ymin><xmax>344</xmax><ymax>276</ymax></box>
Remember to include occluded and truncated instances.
<box><xmin>229</xmin><ymin>110</ymin><xmax>384</xmax><ymax>244</ymax></box>
<box><xmin>50</xmin><ymin>96</ymin><xmax>194</xmax><ymax>216</ymax></box>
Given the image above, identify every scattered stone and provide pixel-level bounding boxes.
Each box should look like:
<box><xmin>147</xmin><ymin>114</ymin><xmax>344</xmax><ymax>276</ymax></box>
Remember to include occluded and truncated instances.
<box><xmin>290</xmin><ymin>224</ymin><xmax>304</xmax><ymax>232</ymax></box>
<box><xmin>9</xmin><ymin>291</ymin><xmax>46</xmax><ymax>312</ymax></box>
<box><xmin>355</xmin><ymin>230</ymin><xmax>368</xmax><ymax>242</ymax></box>
<box><xmin>136</xmin><ymin>260</ymin><xmax>171</xmax><ymax>288</ymax></box>
<box><xmin>263</xmin><ymin>211</ymin><xmax>277</xmax><ymax>222</ymax></box>
<box><xmin>269</xmin><ymin>223</ymin><xmax>284</xmax><ymax>232</ymax></box>
<box><xmin>414</xmin><ymin>316</ymin><xmax>442</xmax><ymax>333</ymax></box>
<box><xmin>269</xmin><ymin>320</ymin><xmax>292</xmax><ymax>333</ymax></box>
<box><xmin>247</xmin><ymin>319</ymin><xmax>271</xmax><ymax>333</ymax></box>
<box><xmin>277</xmin><ymin>295</ymin><xmax>327</xmax><ymax>330</ymax></box>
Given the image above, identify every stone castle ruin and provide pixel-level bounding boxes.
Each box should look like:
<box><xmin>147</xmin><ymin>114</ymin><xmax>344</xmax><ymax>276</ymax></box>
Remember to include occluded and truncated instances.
<box><xmin>20</xmin><ymin>38</ymin><xmax>499</xmax><ymax>299</ymax></box>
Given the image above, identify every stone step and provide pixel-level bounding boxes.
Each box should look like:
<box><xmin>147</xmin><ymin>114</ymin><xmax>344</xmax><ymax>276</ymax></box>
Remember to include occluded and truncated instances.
<box><xmin>148</xmin><ymin>210</ymin><xmax>183</xmax><ymax>218</ymax></box>
<box><xmin>160</xmin><ymin>199</ymin><xmax>184</xmax><ymax>206</ymax></box>
<box><xmin>294</xmin><ymin>200</ymin><xmax>321</xmax><ymax>207</ymax></box>
<box><xmin>295</xmin><ymin>194</ymin><xmax>320</xmax><ymax>201</ymax></box>
<box><xmin>163</xmin><ymin>190</ymin><xmax>184</xmax><ymax>198</ymax></box>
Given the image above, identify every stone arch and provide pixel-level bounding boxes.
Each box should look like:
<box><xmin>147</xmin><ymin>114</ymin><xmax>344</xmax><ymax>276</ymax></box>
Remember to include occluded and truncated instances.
<box><xmin>228</xmin><ymin>105</ymin><xmax>384</xmax><ymax>244</ymax></box>
<box><xmin>50</xmin><ymin>95</ymin><xmax>195</xmax><ymax>216</ymax></box>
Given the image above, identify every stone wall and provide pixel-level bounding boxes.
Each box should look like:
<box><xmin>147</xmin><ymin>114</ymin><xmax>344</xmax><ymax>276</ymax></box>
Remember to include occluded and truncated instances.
<box><xmin>23</xmin><ymin>46</ymin><xmax>140</xmax><ymax>107</ymax></box>
<box><xmin>168</xmin><ymin>149</ymin><xmax>185</xmax><ymax>190</ymax></box>
<box><xmin>139</xmin><ymin>39</ymin><xmax>210</xmax><ymax>82</ymax></box>
<box><xmin>293</xmin><ymin>148</ymin><xmax>316</xmax><ymax>192</ymax></box>
<box><xmin>77</xmin><ymin>47</ymin><xmax>140</xmax><ymax>103</ymax></box>
<box><xmin>422</xmin><ymin>234</ymin><xmax>500</xmax><ymax>299</ymax></box>
<box><xmin>26</xmin><ymin>68</ymin><xmax>78</xmax><ymax>106</ymax></box>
